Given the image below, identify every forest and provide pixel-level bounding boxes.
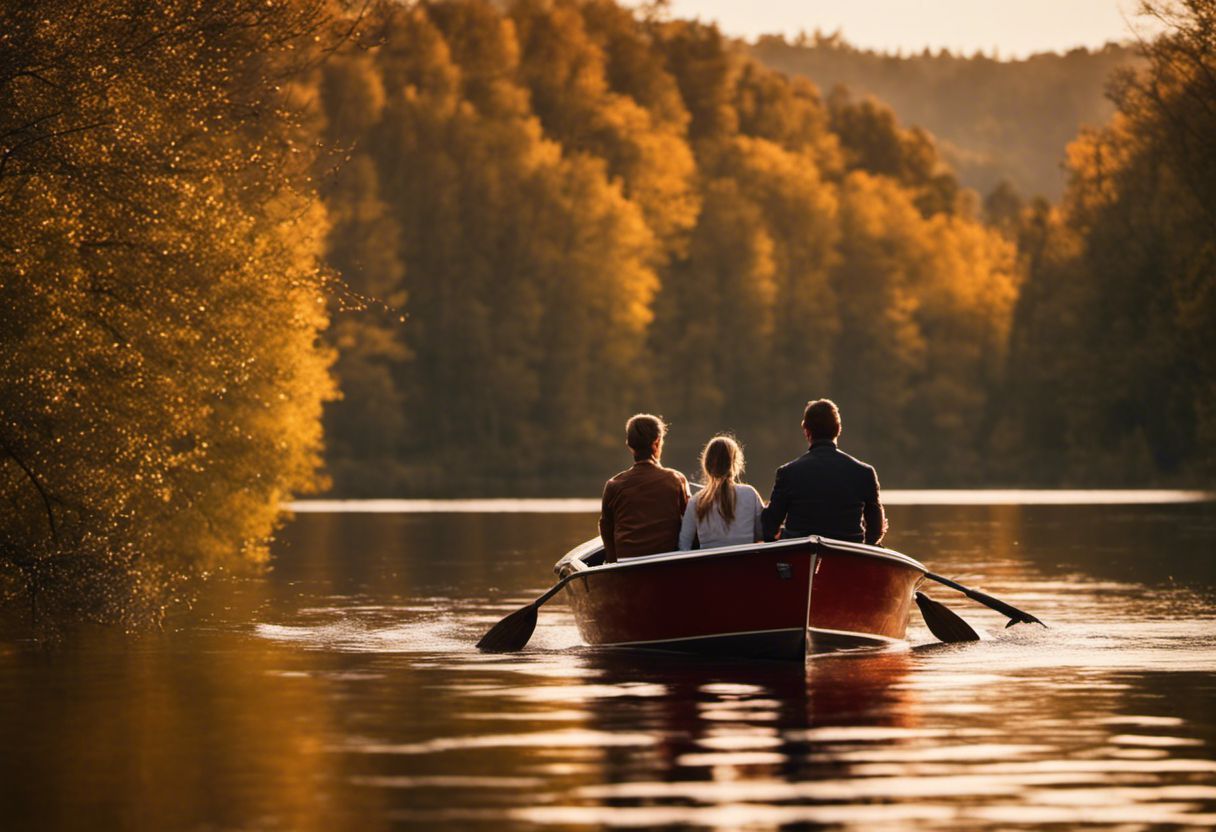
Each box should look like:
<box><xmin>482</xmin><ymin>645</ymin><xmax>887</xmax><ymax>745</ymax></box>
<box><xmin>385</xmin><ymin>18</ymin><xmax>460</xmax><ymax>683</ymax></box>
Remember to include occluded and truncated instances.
<box><xmin>319</xmin><ymin>0</ymin><xmax>1017</xmax><ymax>496</ymax></box>
<box><xmin>2</xmin><ymin>0</ymin><xmax>1214</xmax><ymax>623</ymax></box>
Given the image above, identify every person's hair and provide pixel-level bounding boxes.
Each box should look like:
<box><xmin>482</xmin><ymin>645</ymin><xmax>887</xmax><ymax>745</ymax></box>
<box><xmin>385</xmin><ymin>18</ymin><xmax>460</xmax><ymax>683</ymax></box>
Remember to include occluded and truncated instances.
<box><xmin>626</xmin><ymin>413</ymin><xmax>666</xmax><ymax>460</ymax></box>
<box><xmin>802</xmin><ymin>398</ymin><xmax>842</xmax><ymax>441</ymax></box>
<box><xmin>696</xmin><ymin>435</ymin><xmax>744</xmax><ymax>524</ymax></box>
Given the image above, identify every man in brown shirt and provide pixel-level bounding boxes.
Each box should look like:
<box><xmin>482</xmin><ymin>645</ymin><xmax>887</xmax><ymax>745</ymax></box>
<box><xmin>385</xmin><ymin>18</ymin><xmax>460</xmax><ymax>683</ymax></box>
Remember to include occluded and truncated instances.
<box><xmin>599</xmin><ymin>414</ymin><xmax>690</xmax><ymax>562</ymax></box>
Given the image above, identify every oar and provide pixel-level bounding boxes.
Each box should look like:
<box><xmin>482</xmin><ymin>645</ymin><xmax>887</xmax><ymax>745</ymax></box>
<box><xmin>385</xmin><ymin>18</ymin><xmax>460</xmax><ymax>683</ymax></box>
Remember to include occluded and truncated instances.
<box><xmin>924</xmin><ymin>571</ymin><xmax>1046</xmax><ymax>628</ymax></box>
<box><xmin>916</xmin><ymin>591</ymin><xmax>981</xmax><ymax>642</ymax></box>
<box><xmin>476</xmin><ymin>574</ymin><xmax>576</xmax><ymax>653</ymax></box>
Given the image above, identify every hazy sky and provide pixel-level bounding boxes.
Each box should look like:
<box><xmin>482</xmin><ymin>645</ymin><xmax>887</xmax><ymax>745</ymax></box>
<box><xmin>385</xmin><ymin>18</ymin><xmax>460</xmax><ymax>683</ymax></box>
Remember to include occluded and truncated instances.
<box><xmin>658</xmin><ymin>0</ymin><xmax>1155</xmax><ymax>58</ymax></box>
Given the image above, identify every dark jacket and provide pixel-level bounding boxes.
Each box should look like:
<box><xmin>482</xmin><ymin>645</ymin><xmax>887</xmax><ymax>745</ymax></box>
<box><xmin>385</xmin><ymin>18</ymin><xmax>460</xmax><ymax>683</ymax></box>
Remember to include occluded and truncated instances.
<box><xmin>761</xmin><ymin>440</ymin><xmax>886</xmax><ymax>544</ymax></box>
<box><xmin>599</xmin><ymin>459</ymin><xmax>690</xmax><ymax>562</ymax></box>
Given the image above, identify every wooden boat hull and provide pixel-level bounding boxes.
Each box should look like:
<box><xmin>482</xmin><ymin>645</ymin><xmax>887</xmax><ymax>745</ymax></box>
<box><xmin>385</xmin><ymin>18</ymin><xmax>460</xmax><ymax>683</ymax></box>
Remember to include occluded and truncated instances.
<box><xmin>556</xmin><ymin>536</ymin><xmax>925</xmax><ymax>661</ymax></box>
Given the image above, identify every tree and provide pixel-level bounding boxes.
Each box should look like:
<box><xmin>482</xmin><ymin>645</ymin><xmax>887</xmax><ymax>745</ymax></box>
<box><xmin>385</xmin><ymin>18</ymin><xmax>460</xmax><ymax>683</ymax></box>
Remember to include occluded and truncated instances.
<box><xmin>830</xmin><ymin>173</ymin><xmax>1016</xmax><ymax>480</ymax></box>
<box><xmin>983</xmin><ymin>179</ymin><xmax>1025</xmax><ymax>235</ymax></box>
<box><xmin>0</xmin><ymin>0</ymin><xmax>342</xmax><ymax>625</ymax></box>
<box><xmin>510</xmin><ymin>0</ymin><xmax>699</xmax><ymax>261</ymax></box>
<box><xmin>827</xmin><ymin>89</ymin><xmax>963</xmax><ymax>216</ymax></box>
<box><xmin>655</xmin><ymin>19</ymin><xmax>740</xmax><ymax>142</ymax></box>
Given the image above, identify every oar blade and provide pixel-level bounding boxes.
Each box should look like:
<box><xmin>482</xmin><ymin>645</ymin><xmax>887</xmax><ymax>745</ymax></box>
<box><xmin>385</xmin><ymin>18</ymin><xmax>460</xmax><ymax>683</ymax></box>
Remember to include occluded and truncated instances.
<box><xmin>476</xmin><ymin>602</ymin><xmax>540</xmax><ymax>653</ymax></box>
<box><xmin>916</xmin><ymin>591</ymin><xmax>981</xmax><ymax>643</ymax></box>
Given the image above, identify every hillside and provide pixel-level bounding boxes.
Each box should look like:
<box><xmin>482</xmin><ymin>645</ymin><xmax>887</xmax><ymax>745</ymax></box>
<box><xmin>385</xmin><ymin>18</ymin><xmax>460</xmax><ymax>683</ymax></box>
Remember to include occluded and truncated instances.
<box><xmin>749</xmin><ymin>33</ymin><xmax>1138</xmax><ymax>199</ymax></box>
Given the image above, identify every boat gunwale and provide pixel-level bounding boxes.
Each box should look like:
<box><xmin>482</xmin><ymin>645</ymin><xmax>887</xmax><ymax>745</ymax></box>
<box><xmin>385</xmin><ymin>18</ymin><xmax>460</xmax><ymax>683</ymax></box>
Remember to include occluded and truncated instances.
<box><xmin>602</xmin><ymin>625</ymin><xmax>805</xmax><ymax>648</ymax></box>
<box><xmin>605</xmin><ymin>625</ymin><xmax>904</xmax><ymax>648</ymax></box>
<box><xmin>559</xmin><ymin>535</ymin><xmax>928</xmax><ymax>577</ymax></box>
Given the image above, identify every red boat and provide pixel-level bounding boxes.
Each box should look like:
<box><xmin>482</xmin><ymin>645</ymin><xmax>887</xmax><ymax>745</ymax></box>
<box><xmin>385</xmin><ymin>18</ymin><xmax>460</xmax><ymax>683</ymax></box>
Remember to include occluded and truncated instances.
<box><xmin>553</xmin><ymin>535</ymin><xmax>927</xmax><ymax>660</ymax></box>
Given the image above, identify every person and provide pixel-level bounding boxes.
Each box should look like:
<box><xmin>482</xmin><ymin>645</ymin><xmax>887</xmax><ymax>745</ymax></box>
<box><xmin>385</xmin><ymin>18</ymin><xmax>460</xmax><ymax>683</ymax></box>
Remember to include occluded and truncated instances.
<box><xmin>761</xmin><ymin>399</ymin><xmax>887</xmax><ymax>545</ymax></box>
<box><xmin>599</xmin><ymin>414</ymin><xmax>690</xmax><ymax>563</ymax></box>
<box><xmin>678</xmin><ymin>435</ymin><xmax>764</xmax><ymax>551</ymax></box>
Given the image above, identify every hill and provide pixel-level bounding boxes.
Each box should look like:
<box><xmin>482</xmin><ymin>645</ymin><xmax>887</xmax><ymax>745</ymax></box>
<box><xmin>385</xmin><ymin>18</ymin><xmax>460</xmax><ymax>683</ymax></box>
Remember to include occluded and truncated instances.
<box><xmin>748</xmin><ymin>33</ymin><xmax>1138</xmax><ymax>200</ymax></box>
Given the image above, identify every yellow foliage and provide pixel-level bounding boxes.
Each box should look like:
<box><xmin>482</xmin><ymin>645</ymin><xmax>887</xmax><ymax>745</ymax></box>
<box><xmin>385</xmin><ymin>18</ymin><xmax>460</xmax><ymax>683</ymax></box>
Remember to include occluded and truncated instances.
<box><xmin>0</xmin><ymin>0</ymin><xmax>340</xmax><ymax>626</ymax></box>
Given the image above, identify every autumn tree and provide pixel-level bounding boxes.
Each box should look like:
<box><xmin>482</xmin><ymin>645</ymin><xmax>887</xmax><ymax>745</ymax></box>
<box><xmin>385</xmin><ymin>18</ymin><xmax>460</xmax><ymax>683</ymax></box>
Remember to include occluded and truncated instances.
<box><xmin>828</xmin><ymin>89</ymin><xmax>964</xmax><ymax>217</ymax></box>
<box><xmin>0</xmin><ymin>0</ymin><xmax>342</xmax><ymax>625</ymax></box>
<box><xmin>827</xmin><ymin>171</ymin><xmax>1017</xmax><ymax>481</ymax></box>
<box><xmin>511</xmin><ymin>0</ymin><xmax>699</xmax><ymax>262</ymax></box>
<box><xmin>346</xmin><ymin>3</ymin><xmax>660</xmax><ymax>489</ymax></box>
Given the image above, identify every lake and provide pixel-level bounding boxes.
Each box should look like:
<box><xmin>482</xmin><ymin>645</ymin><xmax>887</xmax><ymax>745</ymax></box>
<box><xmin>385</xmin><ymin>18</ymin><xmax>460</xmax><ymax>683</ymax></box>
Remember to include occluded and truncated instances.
<box><xmin>2</xmin><ymin>496</ymin><xmax>1215</xmax><ymax>830</ymax></box>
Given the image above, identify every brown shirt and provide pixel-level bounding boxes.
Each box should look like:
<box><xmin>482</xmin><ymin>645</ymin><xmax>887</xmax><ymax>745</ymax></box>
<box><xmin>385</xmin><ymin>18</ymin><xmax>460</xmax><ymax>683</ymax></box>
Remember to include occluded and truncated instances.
<box><xmin>599</xmin><ymin>459</ymin><xmax>690</xmax><ymax>562</ymax></box>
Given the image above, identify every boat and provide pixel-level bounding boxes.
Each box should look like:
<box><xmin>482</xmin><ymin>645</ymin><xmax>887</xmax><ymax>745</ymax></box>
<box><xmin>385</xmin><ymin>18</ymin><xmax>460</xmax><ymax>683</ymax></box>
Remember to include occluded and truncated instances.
<box><xmin>552</xmin><ymin>535</ymin><xmax>927</xmax><ymax>660</ymax></box>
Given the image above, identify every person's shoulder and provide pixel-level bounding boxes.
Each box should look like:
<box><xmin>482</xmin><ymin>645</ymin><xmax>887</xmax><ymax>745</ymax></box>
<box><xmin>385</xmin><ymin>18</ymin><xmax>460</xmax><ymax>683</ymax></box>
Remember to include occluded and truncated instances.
<box><xmin>777</xmin><ymin>450</ymin><xmax>812</xmax><ymax>474</ymax></box>
<box><xmin>604</xmin><ymin>467</ymin><xmax>634</xmax><ymax>488</ymax></box>
<box><xmin>660</xmin><ymin>464</ymin><xmax>688</xmax><ymax>483</ymax></box>
<box><xmin>777</xmin><ymin>452</ymin><xmax>808</xmax><ymax>471</ymax></box>
<box><xmin>835</xmin><ymin>447</ymin><xmax>874</xmax><ymax>470</ymax></box>
<box><xmin>836</xmin><ymin>449</ymin><xmax>879</xmax><ymax>484</ymax></box>
<box><xmin>738</xmin><ymin>482</ymin><xmax>764</xmax><ymax>504</ymax></box>
<box><xmin>664</xmin><ymin>467</ymin><xmax>690</xmax><ymax>493</ymax></box>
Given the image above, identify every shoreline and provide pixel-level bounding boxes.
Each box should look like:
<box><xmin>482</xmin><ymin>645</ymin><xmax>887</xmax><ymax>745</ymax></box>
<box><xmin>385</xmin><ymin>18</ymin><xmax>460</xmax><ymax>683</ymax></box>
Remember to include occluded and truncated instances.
<box><xmin>285</xmin><ymin>490</ymin><xmax>1216</xmax><ymax>513</ymax></box>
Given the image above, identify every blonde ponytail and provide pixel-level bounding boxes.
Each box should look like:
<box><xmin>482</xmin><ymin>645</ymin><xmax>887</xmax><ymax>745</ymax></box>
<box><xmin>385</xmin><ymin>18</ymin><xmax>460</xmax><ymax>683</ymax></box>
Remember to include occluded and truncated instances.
<box><xmin>695</xmin><ymin>435</ymin><xmax>744</xmax><ymax>524</ymax></box>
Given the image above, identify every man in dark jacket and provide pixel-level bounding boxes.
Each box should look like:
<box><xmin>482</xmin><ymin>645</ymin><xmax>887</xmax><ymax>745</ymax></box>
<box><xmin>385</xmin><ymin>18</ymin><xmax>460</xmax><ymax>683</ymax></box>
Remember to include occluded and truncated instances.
<box><xmin>599</xmin><ymin>413</ymin><xmax>690</xmax><ymax>562</ymax></box>
<box><xmin>761</xmin><ymin>399</ymin><xmax>886</xmax><ymax>545</ymax></box>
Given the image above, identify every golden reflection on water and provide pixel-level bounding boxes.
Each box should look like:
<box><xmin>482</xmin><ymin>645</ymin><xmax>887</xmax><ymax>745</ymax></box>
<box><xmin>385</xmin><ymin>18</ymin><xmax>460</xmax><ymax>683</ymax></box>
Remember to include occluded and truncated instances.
<box><xmin>260</xmin><ymin>506</ymin><xmax>1215</xmax><ymax>829</ymax></box>
<box><xmin>1</xmin><ymin>504</ymin><xmax>1214</xmax><ymax>830</ymax></box>
<box><xmin>0</xmin><ymin>630</ymin><xmax>373</xmax><ymax>831</ymax></box>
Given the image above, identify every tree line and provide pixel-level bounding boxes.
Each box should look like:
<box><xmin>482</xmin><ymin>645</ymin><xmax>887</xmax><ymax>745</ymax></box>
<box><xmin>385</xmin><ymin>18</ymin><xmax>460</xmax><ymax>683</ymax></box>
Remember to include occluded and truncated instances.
<box><xmin>316</xmin><ymin>0</ymin><xmax>1019</xmax><ymax>496</ymax></box>
<box><xmin>317</xmin><ymin>0</ymin><xmax>1214</xmax><ymax>493</ymax></box>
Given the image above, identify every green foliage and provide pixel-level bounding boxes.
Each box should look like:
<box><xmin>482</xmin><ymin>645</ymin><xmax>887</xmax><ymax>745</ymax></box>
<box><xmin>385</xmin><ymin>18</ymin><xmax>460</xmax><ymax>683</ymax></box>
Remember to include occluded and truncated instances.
<box><xmin>0</xmin><ymin>1</ymin><xmax>338</xmax><ymax>626</ymax></box>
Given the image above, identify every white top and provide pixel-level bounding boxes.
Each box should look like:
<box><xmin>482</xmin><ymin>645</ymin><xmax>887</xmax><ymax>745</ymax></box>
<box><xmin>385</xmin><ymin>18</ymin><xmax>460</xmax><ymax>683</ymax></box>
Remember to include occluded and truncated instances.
<box><xmin>678</xmin><ymin>483</ymin><xmax>765</xmax><ymax>550</ymax></box>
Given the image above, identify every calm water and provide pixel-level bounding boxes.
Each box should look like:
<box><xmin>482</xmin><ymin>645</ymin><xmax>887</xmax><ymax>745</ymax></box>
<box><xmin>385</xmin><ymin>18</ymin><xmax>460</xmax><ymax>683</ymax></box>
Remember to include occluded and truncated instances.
<box><xmin>2</xmin><ymin>500</ymin><xmax>1215</xmax><ymax>830</ymax></box>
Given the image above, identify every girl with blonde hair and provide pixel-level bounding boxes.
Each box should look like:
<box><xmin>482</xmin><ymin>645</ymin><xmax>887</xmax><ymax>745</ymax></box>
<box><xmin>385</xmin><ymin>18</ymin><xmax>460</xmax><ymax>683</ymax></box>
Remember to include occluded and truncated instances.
<box><xmin>678</xmin><ymin>435</ymin><xmax>764</xmax><ymax>550</ymax></box>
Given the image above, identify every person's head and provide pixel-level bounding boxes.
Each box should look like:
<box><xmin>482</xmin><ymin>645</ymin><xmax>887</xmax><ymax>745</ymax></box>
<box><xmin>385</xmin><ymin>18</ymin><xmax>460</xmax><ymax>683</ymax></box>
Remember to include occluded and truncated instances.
<box><xmin>802</xmin><ymin>398</ymin><xmax>842</xmax><ymax>443</ymax></box>
<box><xmin>700</xmin><ymin>434</ymin><xmax>743</xmax><ymax>483</ymax></box>
<box><xmin>696</xmin><ymin>434</ymin><xmax>744</xmax><ymax>523</ymax></box>
<box><xmin>625</xmin><ymin>413</ymin><xmax>667</xmax><ymax>461</ymax></box>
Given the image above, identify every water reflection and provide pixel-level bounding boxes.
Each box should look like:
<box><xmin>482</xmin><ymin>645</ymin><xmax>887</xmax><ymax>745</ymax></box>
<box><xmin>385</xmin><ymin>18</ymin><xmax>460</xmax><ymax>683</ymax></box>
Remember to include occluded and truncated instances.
<box><xmin>0</xmin><ymin>503</ymin><xmax>1213</xmax><ymax>830</ymax></box>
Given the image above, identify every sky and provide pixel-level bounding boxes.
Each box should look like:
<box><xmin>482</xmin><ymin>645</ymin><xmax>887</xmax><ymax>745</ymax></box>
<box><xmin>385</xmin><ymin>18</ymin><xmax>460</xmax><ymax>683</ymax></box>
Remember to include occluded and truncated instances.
<box><xmin>656</xmin><ymin>0</ymin><xmax>1157</xmax><ymax>58</ymax></box>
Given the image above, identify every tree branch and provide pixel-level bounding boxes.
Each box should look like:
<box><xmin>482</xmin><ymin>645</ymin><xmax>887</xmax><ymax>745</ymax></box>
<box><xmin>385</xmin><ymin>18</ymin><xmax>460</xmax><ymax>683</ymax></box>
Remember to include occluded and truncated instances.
<box><xmin>0</xmin><ymin>433</ymin><xmax>59</xmax><ymax>545</ymax></box>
